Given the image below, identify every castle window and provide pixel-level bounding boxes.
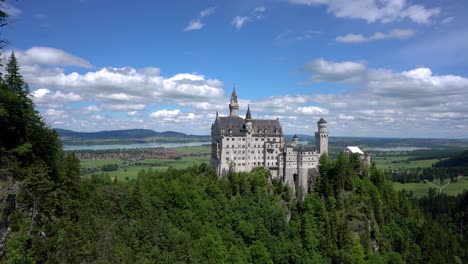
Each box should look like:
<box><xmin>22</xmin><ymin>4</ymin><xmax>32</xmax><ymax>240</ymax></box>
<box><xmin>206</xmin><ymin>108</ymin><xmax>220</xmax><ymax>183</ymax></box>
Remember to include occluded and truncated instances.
<box><xmin>226</xmin><ymin>158</ymin><xmax>229</xmax><ymax>161</ymax></box>
<box><xmin>242</xmin><ymin>138</ymin><xmax>245</xmax><ymax>141</ymax></box>
<box><xmin>226</xmin><ymin>138</ymin><xmax>229</xmax><ymax>141</ymax></box>
<box><xmin>255</xmin><ymin>138</ymin><xmax>258</xmax><ymax>141</ymax></box>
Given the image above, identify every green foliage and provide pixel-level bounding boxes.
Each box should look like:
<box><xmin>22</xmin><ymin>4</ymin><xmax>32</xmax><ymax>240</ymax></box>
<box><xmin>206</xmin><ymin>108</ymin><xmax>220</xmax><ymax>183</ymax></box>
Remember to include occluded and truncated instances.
<box><xmin>101</xmin><ymin>163</ymin><xmax>119</xmax><ymax>171</ymax></box>
<box><xmin>3</xmin><ymin>158</ymin><xmax>466</xmax><ymax>263</ymax></box>
<box><xmin>0</xmin><ymin>47</ymin><xmax>88</xmax><ymax>262</ymax></box>
<box><xmin>435</xmin><ymin>150</ymin><xmax>468</xmax><ymax>167</ymax></box>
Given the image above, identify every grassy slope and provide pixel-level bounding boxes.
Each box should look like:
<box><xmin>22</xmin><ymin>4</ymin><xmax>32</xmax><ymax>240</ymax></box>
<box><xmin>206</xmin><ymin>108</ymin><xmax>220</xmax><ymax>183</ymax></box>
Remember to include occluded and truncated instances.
<box><xmin>80</xmin><ymin>159</ymin><xmax>126</xmax><ymax>167</ymax></box>
<box><xmin>373</xmin><ymin>156</ymin><xmax>440</xmax><ymax>170</ymax></box>
<box><xmin>393</xmin><ymin>177</ymin><xmax>468</xmax><ymax>197</ymax></box>
<box><xmin>80</xmin><ymin>146</ymin><xmax>211</xmax><ymax>180</ymax></box>
<box><xmin>102</xmin><ymin>156</ymin><xmax>210</xmax><ymax>180</ymax></box>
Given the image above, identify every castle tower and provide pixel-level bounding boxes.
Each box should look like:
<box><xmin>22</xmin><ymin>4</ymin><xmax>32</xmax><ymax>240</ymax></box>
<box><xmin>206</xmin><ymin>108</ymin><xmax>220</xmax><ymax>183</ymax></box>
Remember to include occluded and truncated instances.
<box><xmin>229</xmin><ymin>87</ymin><xmax>239</xmax><ymax>117</ymax></box>
<box><xmin>315</xmin><ymin>118</ymin><xmax>328</xmax><ymax>154</ymax></box>
<box><xmin>364</xmin><ymin>151</ymin><xmax>371</xmax><ymax>166</ymax></box>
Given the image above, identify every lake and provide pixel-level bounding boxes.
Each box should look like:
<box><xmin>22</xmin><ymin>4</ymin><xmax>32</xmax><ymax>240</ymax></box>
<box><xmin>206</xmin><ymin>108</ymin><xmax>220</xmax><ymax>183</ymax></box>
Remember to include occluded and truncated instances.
<box><xmin>367</xmin><ymin>147</ymin><xmax>430</xmax><ymax>152</ymax></box>
<box><xmin>64</xmin><ymin>142</ymin><xmax>210</xmax><ymax>151</ymax></box>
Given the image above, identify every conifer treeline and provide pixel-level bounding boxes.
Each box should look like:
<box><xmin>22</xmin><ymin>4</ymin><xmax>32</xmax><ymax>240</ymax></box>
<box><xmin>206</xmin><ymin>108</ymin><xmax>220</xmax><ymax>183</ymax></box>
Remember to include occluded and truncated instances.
<box><xmin>0</xmin><ymin>49</ymin><xmax>82</xmax><ymax>262</ymax></box>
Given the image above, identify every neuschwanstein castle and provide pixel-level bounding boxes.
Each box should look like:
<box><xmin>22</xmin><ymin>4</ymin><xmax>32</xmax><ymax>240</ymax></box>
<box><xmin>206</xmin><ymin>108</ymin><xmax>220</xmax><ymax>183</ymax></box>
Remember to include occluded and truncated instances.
<box><xmin>210</xmin><ymin>88</ymin><xmax>330</xmax><ymax>197</ymax></box>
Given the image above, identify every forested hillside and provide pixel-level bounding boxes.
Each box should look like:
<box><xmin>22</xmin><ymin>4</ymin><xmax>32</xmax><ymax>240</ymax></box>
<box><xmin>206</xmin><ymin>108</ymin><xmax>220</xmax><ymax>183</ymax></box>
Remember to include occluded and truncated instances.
<box><xmin>0</xmin><ymin>47</ymin><xmax>82</xmax><ymax>264</ymax></box>
<box><xmin>435</xmin><ymin>150</ymin><xmax>468</xmax><ymax>167</ymax></box>
<box><xmin>3</xmin><ymin>155</ymin><xmax>468</xmax><ymax>263</ymax></box>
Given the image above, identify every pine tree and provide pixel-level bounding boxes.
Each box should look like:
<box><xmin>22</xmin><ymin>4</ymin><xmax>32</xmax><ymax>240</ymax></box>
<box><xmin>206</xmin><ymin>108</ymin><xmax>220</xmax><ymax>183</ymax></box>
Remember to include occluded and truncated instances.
<box><xmin>5</xmin><ymin>52</ymin><xmax>25</xmax><ymax>94</ymax></box>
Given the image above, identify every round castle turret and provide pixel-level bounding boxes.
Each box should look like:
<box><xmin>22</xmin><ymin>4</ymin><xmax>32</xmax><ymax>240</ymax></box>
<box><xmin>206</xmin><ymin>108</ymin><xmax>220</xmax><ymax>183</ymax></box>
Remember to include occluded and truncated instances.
<box><xmin>318</xmin><ymin>118</ymin><xmax>327</xmax><ymax>131</ymax></box>
<box><xmin>364</xmin><ymin>151</ymin><xmax>371</xmax><ymax>166</ymax></box>
<box><xmin>315</xmin><ymin>118</ymin><xmax>329</xmax><ymax>154</ymax></box>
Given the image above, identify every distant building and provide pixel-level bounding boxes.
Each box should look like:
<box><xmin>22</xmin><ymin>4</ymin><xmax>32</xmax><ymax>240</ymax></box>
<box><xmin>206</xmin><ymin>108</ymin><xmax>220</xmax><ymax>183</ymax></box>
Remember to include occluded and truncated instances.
<box><xmin>210</xmin><ymin>88</ymin><xmax>329</xmax><ymax>197</ymax></box>
<box><xmin>344</xmin><ymin>146</ymin><xmax>371</xmax><ymax>166</ymax></box>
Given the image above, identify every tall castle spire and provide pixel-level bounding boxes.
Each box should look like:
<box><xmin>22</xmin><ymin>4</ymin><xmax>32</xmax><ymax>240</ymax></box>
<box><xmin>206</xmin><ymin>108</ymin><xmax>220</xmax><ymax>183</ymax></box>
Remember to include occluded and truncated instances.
<box><xmin>245</xmin><ymin>104</ymin><xmax>253</xmax><ymax>134</ymax></box>
<box><xmin>229</xmin><ymin>86</ymin><xmax>239</xmax><ymax>116</ymax></box>
<box><xmin>245</xmin><ymin>104</ymin><xmax>252</xmax><ymax>121</ymax></box>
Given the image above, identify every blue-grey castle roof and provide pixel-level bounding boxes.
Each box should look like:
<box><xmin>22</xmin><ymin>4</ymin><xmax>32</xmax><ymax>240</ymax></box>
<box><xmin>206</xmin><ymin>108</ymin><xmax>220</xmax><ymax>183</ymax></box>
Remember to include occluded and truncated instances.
<box><xmin>212</xmin><ymin>116</ymin><xmax>282</xmax><ymax>137</ymax></box>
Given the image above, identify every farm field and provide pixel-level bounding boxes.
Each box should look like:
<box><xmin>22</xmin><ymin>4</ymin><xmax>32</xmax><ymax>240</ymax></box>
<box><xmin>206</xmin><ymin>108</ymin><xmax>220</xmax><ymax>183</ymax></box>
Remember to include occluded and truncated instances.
<box><xmin>373</xmin><ymin>156</ymin><xmax>439</xmax><ymax>170</ymax></box>
<box><xmin>79</xmin><ymin>159</ymin><xmax>126</xmax><ymax>168</ymax></box>
<box><xmin>80</xmin><ymin>147</ymin><xmax>210</xmax><ymax>180</ymax></box>
<box><xmin>392</xmin><ymin>177</ymin><xmax>468</xmax><ymax>197</ymax></box>
<box><xmin>172</xmin><ymin>145</ymin><xmax>211</xmax><ymax>155</ymax></box>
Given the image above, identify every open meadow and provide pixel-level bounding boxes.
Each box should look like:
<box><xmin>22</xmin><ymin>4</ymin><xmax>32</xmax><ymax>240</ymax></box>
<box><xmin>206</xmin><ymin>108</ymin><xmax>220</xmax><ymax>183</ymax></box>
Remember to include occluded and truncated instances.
<box><xmin>373</xmin><ymin>156</ymin><xmax>440</xmax><ymax>170</ymax></box>
<box><xmin>392</xmin><ymin>177</ymin><xmax>468</xmax><ymax>197</ymax></box>
<box><xmin>79</xmin><ymin>146</ymin><xmax>211</xmax><ymax>180</ymax></box>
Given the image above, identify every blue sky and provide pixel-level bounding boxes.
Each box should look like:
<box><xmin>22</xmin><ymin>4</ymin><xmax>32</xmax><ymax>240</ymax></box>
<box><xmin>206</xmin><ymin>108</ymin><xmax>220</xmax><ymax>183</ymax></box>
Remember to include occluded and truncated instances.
<box><xmin>3</xmin><ymin>0</ymin><xmax>468</xmax><ymax>138</ymax></box>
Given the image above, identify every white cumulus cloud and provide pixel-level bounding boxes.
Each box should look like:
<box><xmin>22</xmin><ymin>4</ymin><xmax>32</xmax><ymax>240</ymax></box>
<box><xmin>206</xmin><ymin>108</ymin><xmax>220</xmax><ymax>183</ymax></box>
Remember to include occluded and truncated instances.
<box><xmin>302</xmin><ymin>58</ymin><xmax>367</xmax><ymax>82</ymax></box>
<box><xmin>232</xmin><ymin>6</ymin><xmax>265</xmax><ymax>30</ymax></box>
<box><xmin>14</xmin><ymin>47</ymin><xmax>93</xmax><ymax>68</ymax></box>
<box><xmin>31</xmin><ymin>88</ymin><xmax>82</xmax><ymax>104</ymax></box>
<box><xmin>289</xmin><ymin>0</ymin><xmax>440</xmax><ymax>24</ymax></box>
<box><xmin>150</xmin><ymin>109</ymin><xmax>181</xmax><ymax>119</ymax></box>
<box><xmin>184</xmin><ymin>7</ymin><xmax>216</xmax><ymax>31</ymax></box>
<box><xmin>336</xmin><ymin>29</ymin><xmax>415</xmax><ymax>43</ymax></box>
<box><xmin>184</xmin><ymin>20</ymin><xmax>204</xmax><ymax>31</ymax></box>
<box><xmin>301</xmin><ymin>58</ymin><xmax>468</xmax><ymax>137</ymax></box>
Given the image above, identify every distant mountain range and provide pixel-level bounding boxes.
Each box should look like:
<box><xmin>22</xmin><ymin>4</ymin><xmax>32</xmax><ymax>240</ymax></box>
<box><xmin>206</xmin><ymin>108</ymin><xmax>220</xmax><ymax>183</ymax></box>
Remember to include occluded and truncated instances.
<box><xmin>55</xmin><ymin>128</ymin><xmax>210</xmax><ymax>145</ymax></box>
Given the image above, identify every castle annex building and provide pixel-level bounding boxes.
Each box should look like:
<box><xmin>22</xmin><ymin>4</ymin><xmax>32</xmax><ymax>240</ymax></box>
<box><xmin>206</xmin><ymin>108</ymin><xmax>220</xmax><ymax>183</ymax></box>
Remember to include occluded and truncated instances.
<box><xmin>210</xmin><ymin>89</ymin><xmax>329</xmax><ymax>197</ymax></box>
